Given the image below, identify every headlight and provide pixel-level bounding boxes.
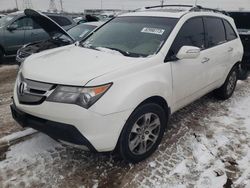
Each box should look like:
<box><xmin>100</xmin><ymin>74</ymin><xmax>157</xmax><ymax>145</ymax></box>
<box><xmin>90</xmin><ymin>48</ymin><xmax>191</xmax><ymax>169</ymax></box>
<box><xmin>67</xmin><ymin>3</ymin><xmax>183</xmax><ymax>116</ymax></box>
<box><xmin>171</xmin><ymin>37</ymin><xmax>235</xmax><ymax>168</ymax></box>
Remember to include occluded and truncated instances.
<box><xmin>47</xmin><ymin>83</ymin><xmax>112</xmax><ymax>109</ymax></box>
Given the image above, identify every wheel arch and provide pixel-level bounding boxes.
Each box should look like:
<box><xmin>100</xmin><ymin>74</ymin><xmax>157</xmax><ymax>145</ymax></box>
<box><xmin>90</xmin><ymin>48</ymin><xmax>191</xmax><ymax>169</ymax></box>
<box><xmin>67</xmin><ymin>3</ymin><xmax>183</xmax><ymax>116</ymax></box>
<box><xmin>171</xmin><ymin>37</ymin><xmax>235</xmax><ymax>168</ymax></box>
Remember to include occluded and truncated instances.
<box><xmin>139</xmin><ymin>96</ymin><xmax>171</xmax><ymax>119</ymax></box>
<box><xmin>115</xmin><ymin>95</ymin><xmax>170</xmax><ymax>156</ymax></box>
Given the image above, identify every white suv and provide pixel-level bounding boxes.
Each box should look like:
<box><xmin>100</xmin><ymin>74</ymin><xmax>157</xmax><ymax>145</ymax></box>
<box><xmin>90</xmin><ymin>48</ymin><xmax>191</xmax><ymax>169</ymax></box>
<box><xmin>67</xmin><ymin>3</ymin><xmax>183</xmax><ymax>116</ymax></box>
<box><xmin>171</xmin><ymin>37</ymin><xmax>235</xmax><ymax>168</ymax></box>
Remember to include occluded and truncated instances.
<box><xmin>11</xmin><ymin>5</ymin><xmax>243</xmax><ymax>163</ymax></box>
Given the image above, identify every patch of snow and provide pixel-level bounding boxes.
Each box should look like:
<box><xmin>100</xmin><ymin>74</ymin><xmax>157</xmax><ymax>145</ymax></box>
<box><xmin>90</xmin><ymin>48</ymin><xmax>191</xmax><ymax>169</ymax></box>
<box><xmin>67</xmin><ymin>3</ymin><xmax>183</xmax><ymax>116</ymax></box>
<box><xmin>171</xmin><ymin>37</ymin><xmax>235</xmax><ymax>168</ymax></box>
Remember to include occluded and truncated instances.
<box><xmin>169</xmin><ymin>160</ymin><xmax>188</xmax><ymax>176</ymax></box>
<box><xmin>196</xmin><ymin>167</ymin><xmax>227</xmax><ymax>188</ymax></box>
<box><xmin>0</xmin><ymin>128</ymin><xmax>37</xmax><ymax>144</ymax></box>
<box><xmin>191</xmin><ymin>141</ymin><xmax>214</xmax><ymax>166</ymax></box>
<box><xmin>149</xmin><ymin>161</ymin><xmax>156</xmax><ymax>168</ymax></box>
<box><xmin>6</xmin><ymin>133</ymin><xmax>61</xmax><ymax>160</ymax></box>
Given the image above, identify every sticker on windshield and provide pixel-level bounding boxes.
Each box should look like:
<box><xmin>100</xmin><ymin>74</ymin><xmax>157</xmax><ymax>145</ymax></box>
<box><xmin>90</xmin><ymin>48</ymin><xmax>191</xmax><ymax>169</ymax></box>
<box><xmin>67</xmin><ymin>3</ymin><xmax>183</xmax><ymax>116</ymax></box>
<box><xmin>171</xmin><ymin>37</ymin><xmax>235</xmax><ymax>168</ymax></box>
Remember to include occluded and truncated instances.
<box><xmin>141</xmin><ymin>27</ymin><xmax>165</xmax><ymax>35</ymax></box>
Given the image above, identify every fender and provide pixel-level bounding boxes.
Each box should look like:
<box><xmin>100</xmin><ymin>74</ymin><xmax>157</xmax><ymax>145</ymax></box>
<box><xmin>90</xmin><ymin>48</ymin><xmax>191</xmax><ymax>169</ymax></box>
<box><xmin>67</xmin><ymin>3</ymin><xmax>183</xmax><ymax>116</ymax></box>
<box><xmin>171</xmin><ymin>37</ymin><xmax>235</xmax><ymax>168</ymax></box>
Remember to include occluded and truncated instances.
<box><xmin>88</xmin><ymin>61</ymin><xmax>173</xmax><ymax>115</ymax></box>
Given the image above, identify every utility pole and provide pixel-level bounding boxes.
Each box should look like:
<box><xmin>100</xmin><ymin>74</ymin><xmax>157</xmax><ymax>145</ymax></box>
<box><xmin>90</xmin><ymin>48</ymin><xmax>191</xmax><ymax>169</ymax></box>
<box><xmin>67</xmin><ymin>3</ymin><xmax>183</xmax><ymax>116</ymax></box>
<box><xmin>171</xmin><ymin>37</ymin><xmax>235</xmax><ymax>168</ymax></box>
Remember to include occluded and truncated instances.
<box><xmin>160</xmin><ymin>0</ymin><xmax>164</xmax><ymax>7</ymax></box>
<box><xmin>194</xmin><ymin>0</ymin><xmax>198</xmax><ymax>6</ymax></box>
<box><xmin>49</xmin><ymin>0</ymin><xmax>58</xmax><ymax>13</ymax></box>
<box><xmin>60</xmin><ymin>0</ymin><xmax>64</xmax><ymax>12</ymax></box>
<box><xmin>23</xmin><ymin>0</ymin><xmax>33</xmax><ymax>9</ymax></box>
<box><xmin>101</xmin><ymin>0</ymin><xmax>103</xmax><ymax>9</ymax></box>
<box><xmin>15</xmin><ymin>0</ymin><xmax>19</xmax><ymax>10</ymax></box>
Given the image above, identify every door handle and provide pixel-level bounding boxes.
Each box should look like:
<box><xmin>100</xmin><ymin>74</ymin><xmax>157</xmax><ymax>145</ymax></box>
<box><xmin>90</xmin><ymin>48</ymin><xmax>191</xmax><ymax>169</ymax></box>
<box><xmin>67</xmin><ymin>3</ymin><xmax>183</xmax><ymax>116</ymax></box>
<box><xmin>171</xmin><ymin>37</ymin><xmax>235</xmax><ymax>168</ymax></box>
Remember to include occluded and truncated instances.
<box><xmin>228</xmin><ymin>47</ymin><xmax>234</xmax><ymax>52</ymax></box>
<box><xmin>201</xmin><ymin>57</ymin><xmax>210</xmax><ymax>64</ymax></box>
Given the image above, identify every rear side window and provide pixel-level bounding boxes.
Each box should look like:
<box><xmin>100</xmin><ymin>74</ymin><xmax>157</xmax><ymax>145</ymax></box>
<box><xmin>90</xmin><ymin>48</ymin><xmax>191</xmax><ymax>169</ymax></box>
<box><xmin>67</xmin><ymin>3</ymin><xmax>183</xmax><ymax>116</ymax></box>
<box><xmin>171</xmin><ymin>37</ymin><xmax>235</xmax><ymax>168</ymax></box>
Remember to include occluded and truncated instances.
<box><xmin>223</xmin><ymin>20</ymin><xmax>237</xmax><ymax>41</ymax></box>
<box><xmin>204</xmin><ymin>17</ymin><xmax>226</xmax><ymax>48</ymax></box>
<box><xmin>48</xmin><ymin>16</ymin><xmax>72</xmax><ymax>26</ymax></box>
<box><xmin>168</xmin><ymin>17</ymin><xmax>205</xmax><ymax>57</ymax></box>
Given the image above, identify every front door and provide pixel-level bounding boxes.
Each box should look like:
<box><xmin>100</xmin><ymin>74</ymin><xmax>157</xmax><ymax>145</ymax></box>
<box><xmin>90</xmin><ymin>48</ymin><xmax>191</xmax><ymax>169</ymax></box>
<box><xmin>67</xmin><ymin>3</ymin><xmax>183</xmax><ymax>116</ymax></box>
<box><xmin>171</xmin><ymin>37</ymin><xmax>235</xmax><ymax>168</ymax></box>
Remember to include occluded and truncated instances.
<box><xmin>167</xmin><ymin>17</ymin><xmax>209</xmax><ymax>110</ymax></box>
<box><xmin>4</xmin><ymin>17</ymin><xmax>28</xmax><ymax>55</ymax></box>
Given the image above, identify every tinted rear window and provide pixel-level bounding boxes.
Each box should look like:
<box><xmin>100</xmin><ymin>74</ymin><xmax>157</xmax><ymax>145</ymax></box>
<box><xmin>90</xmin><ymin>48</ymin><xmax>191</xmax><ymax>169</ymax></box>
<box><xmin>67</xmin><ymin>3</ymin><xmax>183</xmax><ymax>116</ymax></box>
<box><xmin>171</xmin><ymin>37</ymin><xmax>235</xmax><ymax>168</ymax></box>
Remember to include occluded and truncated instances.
<box><xmin>223</xmin><ymin>20</ymin><xmax>237</xmax><ymax>41</ymax></box>
<box><xmin>48</xmin><ymin>16</ymin><xmax>72</xmax><ymax>26</ymax></box>
<box><xmin>204</xmin><ymin>17</ymin><xmax>226</xmax><ymax>48</ymax></box>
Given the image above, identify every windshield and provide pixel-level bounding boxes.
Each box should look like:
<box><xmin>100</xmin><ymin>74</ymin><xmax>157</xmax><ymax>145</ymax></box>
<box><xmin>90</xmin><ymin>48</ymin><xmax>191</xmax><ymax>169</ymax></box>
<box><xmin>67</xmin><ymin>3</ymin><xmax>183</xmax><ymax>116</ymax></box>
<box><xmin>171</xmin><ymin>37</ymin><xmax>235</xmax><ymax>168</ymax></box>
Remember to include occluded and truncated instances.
<box><xmin>68</xmin><ymin>24</ymin><xmax>97</xmax><ymax>41</ymax></box>
<box><xmin>81</xmin><ymin>16</ymin><xmax>178</xmax><ymax>57</ymax></box>
<box><xmin>229</xmin><ymin>12</ymin><xmax>250</xmax><ymax>30</ymax></box>
<box><xmin>0</xmin><ymin>15</ymin><xmax>15</xmax><ymax>27</ymax></box>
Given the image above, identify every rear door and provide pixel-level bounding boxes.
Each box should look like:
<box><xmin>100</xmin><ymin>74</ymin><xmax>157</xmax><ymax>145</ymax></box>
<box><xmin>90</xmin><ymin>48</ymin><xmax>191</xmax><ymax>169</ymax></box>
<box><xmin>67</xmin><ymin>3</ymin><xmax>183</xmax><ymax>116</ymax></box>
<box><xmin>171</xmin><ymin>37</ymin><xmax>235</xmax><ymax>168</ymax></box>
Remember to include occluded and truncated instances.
<box><xmin>168</xmin><ymin>17</ymin><xmax>208</xmax><ymax>109</ymax></box>
<box><xmin>203</xmin><ymin>17</ymin><xmax>228</xmax><ymax>85</ymax></box>
<box><xmin>222</xmin><ymin>19</ymin><xmax>240</xmax><ymax>69</ymax></box>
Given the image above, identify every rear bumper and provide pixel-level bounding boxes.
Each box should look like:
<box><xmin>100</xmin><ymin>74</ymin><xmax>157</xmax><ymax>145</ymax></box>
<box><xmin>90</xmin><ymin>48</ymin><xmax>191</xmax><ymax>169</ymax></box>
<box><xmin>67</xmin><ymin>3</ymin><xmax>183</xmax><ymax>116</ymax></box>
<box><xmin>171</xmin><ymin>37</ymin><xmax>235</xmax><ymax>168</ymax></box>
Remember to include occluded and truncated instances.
<box><xmin>10</xmin><ymin>103</ymin><xmax>97</xmax><ymax>152</ymax></box>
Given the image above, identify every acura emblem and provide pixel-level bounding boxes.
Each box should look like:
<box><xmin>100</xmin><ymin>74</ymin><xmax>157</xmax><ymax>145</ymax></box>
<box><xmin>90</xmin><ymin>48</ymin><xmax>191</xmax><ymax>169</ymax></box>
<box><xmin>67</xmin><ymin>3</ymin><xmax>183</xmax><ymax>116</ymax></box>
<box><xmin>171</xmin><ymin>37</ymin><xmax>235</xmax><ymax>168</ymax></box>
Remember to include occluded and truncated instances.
<box><xmin>19</xmin><ymin>81</ymin><xmax>28</xmax><ymax>96</ymax></box>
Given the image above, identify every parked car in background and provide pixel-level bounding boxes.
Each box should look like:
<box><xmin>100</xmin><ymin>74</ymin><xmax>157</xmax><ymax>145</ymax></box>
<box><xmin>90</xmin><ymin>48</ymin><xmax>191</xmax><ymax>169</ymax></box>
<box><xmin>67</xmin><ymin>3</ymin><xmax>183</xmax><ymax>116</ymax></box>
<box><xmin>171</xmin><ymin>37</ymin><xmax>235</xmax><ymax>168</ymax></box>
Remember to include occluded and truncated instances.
<box><xmin>16</xmin><ymin>9</ymin><xmax>103</xmax><ymax>64</ymax></box>
<box><xmin>0</xmin><ymin>14</ymin><xmax>5</xmax><ymax>19</ymax></box>
<box><xmin>11</xmin><ymin>5</ymin><xmax>243</xmax><ymax>163</ymax></box>
<box><xmin>73</xmin><ymin>15</ymin><xmax>99</xmax><ymax>24</ymax></box>
<box><xmin>229</xmin><ymin>11</ymin><xmax>250</xmax><ymax>79</ymax></box>
<box><xmin>0</xmin><ymin>10</ymin><xmax>76</xmax><ymax>63</ymax></box>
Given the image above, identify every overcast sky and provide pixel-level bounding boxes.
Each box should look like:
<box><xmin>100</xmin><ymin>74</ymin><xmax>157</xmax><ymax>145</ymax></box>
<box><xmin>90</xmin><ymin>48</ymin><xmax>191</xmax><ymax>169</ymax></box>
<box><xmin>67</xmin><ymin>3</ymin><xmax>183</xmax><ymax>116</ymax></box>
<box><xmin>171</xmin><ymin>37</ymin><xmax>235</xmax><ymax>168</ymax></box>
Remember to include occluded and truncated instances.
<box><xmin>1</xmin><ymin>0</ymin><xmax>250</xmax><ymax>12</ymax></box>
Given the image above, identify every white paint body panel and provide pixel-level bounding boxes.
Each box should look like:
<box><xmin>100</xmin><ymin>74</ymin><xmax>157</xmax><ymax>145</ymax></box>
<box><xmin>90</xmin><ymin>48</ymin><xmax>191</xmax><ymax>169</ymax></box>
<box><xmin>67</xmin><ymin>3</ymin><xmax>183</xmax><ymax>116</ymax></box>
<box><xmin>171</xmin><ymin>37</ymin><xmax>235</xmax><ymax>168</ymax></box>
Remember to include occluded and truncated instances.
<box><xmin>14</xmin><ymin>10</ymin><xmax>243</xmax><ymax>152</ymax></box>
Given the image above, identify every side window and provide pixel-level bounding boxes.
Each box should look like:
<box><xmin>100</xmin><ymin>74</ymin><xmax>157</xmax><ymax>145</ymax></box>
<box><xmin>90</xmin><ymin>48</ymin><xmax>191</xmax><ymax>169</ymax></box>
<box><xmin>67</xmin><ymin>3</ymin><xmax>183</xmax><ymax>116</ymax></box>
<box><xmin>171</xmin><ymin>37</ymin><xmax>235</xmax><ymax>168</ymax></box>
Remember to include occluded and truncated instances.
<box><xmin>223</xmin><ymin>20</ymin><xmax>237</xmax><ymax>41</ymax></box>
<box><xmin>32</xmin><ymin>20</ymin><xmax>42</xmax><ymax>29</ymax></box>
<box><xmin>11</xmin><ymin>17</ymin><xmax>33</xmax><ymax>30</ymax></box>
<box><xmin>25</xmin><ymin>18</ymin><xmax>33</xmax><ymax>30</ymax></box>
<box><xmin>167</xmin><ymin>17</ymin><xmax>205</xmax><ymax>57</ymax></box>
<box><xmin>204</xmin><ymin>17</ymin><xmax>226</xmax><ymax>48</ymax></box>
<box><xmin>48</xmin><ymin>16</ymin><xmax>72</xmax><ymax>26</ymax></box>
<box><xmin>11</xmin><ymin>17</ymin><xmax>27</xmax><ymax>30</ymax></box>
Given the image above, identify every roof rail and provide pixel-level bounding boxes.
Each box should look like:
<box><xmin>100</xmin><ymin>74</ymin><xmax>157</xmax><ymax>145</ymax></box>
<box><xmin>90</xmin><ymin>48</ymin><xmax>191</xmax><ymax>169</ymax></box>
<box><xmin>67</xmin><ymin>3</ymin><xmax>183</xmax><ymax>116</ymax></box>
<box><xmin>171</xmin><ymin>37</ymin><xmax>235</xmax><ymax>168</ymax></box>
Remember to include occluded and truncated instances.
<box><xmin>137</xmin><ymin>4</ymin><xmax>229</xmax><ymax>16</ymax></box>
<box><xmin>190</xmin><ymin>5</ymin><xmax>229</xmax><ymax>16</ymax></box>
<box><xmin>145</xmin><ymin>4</ymin><xmax>194</xmax><ymax>9</ymax></box>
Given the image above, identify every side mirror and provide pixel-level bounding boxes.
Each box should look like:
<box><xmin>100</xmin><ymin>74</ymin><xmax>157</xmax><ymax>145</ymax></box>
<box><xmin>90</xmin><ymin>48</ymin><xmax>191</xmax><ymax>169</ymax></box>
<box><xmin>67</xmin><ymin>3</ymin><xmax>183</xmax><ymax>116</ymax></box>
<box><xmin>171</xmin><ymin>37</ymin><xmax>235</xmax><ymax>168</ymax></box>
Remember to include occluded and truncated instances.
<box><xmin>176</xmin><ymin>46</ymin><xmax>200</xmax><ymax>60</ymax></box>
<box><xmin>7</xmin><ymin>24</ymin><xmax>18</xmax><ymax>31</ymax></box>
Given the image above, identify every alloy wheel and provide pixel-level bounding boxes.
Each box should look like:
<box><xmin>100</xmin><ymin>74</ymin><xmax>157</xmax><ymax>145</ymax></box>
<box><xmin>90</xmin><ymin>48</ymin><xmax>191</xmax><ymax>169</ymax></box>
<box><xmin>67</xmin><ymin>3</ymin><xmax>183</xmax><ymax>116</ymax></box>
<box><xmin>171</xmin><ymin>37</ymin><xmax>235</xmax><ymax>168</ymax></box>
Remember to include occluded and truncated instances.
<box><xmin>128</xmin><ymin>113</ymin><xmax>161</xmax><ymax>155</ymax></box>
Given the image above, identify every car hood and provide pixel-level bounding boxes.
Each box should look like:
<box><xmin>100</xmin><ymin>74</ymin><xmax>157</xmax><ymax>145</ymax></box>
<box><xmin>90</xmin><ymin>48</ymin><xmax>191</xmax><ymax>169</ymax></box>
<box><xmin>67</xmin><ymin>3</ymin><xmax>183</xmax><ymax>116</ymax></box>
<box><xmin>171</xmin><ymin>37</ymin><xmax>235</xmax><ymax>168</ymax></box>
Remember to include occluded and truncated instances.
<box><xmin>22</xmin><ymin>45</ymin><xmax>144</xmax><ymax>86</ymax></box>
<box><xmin>24</xmin><ymin>9</ymin><xmax>75</xmax><ymax>42</ymax></box>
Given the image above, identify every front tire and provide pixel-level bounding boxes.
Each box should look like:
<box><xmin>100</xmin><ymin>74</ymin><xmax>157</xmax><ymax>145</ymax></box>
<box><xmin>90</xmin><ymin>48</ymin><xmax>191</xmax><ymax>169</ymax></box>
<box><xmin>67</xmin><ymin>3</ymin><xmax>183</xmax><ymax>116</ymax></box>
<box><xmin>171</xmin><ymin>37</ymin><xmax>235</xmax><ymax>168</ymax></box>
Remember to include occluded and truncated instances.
<box><xmin>118</xmin><ymin>103</ymin><xmax>167</xmax><ymax>163</ymax></box>
<box><xmin>214</xmin><ymin>66</ymin><xmax>238</xmax><ymax>100</ymax></box>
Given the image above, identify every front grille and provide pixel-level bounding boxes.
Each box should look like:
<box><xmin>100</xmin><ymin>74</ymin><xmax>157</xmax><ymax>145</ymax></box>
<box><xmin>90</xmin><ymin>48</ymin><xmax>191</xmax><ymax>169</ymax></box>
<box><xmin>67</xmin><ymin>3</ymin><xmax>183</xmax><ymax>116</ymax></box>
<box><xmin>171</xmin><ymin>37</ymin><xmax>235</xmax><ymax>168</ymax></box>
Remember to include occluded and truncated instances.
<box><xmin>17</xmin><ymin>74</ymin><xmax>56</xmax><ymax>105</ymax></box>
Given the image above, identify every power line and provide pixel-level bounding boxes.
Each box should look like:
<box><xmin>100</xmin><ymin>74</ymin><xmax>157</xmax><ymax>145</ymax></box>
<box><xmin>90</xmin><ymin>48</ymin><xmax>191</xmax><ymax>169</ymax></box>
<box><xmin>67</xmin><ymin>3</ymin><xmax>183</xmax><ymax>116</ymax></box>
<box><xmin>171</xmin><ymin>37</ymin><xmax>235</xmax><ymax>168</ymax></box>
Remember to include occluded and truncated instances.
<box><xmin>160</xmin><ymin>0</ymin><xmax>164</xmax><ymax>7</ymax></box>
<box><xmin>15</xmin><ymin>0</ymin><xmax>19</xmax><ymax>10</ymax></box>
<box><xmin>49</xmin><ymin>0</ymin><xmax>58</xmax><ymax>12</ymax></box>
<box><xmin>23</xmin><ymin>0</ymin><xmax>33</xmax><ymax>9</ymax></box>
<box><xmin>60</xmin><ymin>0</ymin><xmax>64</xmax><ymax>12</ymax></box>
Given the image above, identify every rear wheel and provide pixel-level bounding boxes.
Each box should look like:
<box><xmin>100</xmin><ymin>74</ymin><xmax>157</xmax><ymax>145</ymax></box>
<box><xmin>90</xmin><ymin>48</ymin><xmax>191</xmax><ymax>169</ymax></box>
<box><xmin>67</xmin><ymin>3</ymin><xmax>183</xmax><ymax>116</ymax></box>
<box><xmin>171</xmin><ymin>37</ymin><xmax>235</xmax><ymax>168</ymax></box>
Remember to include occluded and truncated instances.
<box><xmin>118</xmin><ymin>103</ymin><xmax>167</xmax><ymax>163</ymax></box>
<box><xmin>214</xmin><ymin>66</ymin><xmax>238</xmax><ymax>100</ymax></box>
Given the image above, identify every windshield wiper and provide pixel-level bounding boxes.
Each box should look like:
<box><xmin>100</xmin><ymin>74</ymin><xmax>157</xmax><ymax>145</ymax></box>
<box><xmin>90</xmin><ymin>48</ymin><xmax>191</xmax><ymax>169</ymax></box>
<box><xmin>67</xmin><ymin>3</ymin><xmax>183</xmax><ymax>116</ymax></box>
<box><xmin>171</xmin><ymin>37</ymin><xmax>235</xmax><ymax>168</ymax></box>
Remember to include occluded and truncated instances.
<box><xmin>101</xmin><ymin>47</ymin><xmax>144</xmax><ymax>57</ymax></box>
<box><xmin>80</xmin><ymin>45</ymin><xmax>144</xmax><ymax>57</ymax></box>
<box><xmin>102</xmin><ymin>47</ymin><xmax>131</xmax><ymax>57</ymax></box>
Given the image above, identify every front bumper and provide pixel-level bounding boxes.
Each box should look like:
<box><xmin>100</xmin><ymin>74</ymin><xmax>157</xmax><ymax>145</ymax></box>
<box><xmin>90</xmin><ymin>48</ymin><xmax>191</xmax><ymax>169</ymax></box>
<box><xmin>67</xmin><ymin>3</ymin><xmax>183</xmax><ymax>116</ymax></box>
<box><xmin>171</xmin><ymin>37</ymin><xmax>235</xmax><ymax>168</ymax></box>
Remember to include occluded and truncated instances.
<box><xmin>10</xmin><ymin>103</ymin><xmax>97</xmax><ymax>152</ymax></box>
<box><xmin>12</xmin><ymin>87</ymin><xmax>133</xmax><ymax>152</ymax></box>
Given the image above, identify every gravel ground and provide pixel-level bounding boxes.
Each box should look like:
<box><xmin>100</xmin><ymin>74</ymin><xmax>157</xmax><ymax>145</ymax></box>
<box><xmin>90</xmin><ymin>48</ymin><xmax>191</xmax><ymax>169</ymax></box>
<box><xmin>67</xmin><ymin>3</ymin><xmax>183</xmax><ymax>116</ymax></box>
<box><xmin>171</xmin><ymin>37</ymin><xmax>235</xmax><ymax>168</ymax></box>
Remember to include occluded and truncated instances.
<box><xmin>0</xmin><ymin>64</ymin><xmax>23</xmax><ymax>139</ymax></box>
<box><xmin>0</xmin><ymin>65</ymin><xmax>250</xmax><ymax>188</ymax></box>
